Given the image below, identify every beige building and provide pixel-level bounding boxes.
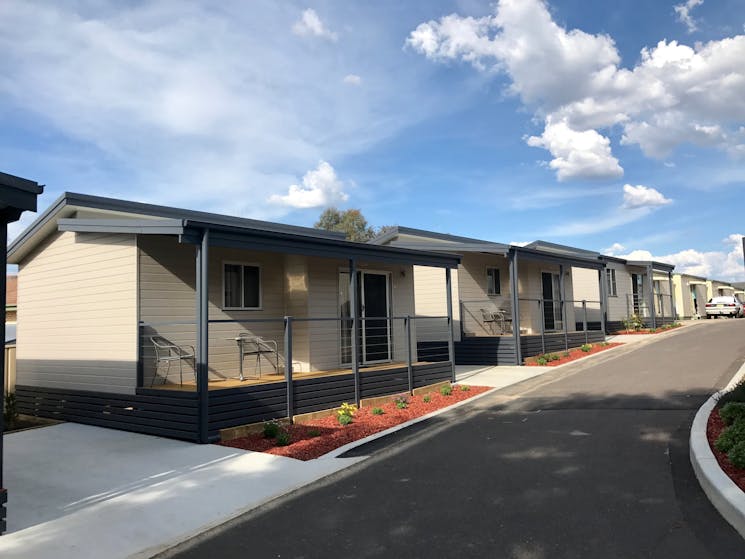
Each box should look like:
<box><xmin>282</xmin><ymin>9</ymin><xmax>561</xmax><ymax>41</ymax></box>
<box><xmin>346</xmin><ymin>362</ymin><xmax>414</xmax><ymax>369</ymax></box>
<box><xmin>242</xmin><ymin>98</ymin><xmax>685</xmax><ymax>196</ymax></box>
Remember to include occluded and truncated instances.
<box><xmin>7</xmin><ymin>193</ymin><xmax>458</xmax><ymax>442</ymax></box>
<box><xmin>673</xmin><ymin>273</ymin><xmax>708</xmax><ymax>319</ymax></box>
<box><xmin>372</xmin><ymin>230</ymin><xmax>606</xmax><ymax>365</ymax></box>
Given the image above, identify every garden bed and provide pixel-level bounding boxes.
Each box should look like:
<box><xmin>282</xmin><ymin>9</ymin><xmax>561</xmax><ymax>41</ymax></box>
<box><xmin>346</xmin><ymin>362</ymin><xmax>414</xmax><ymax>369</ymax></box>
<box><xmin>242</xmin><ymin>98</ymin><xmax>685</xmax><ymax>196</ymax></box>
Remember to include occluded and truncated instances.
<box><xmin>524</xmin><ymin>342</ymin><xmax>621</xmax><ymax>367</ymax></box>
<box><xmin>619</xmin><ymin>323</ymin><xmax>682</xmax><ymax>335</ymax></box>
<box><xmin>220</xmin><ymin>385</ymin><xmax>490</xmax><ymax>461</ymax></box>
<box><xmin>706</xmin><ymin>407</ymin><xmax>745</xmax><ymax>492</ymax></box>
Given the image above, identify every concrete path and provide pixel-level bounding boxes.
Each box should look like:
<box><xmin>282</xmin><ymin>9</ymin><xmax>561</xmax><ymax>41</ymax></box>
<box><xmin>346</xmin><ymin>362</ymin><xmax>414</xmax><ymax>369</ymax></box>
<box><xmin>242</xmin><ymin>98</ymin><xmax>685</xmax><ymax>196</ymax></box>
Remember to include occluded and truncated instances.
<box><xmin>163</xmin><ymin>320</ymin><xmax>745</xmax><ymax>559</ymax></box>
<box><xmin>0</xmin><ymin>424</ymin><xmax>362</xmax><ymax>559</ymax></box>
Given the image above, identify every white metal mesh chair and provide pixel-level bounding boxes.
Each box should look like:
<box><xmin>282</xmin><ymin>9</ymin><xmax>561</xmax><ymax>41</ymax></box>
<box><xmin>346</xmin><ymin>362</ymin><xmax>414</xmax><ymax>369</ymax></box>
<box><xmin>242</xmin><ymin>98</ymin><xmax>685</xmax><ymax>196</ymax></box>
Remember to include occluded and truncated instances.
<box><xmin>150</xmin><ymin>336</ymin><xmax>195</xmax><ymax>386</ymax></box>
<box><xmin>236</xmin><ymin>334</ymin><xmax>279</xmax><ymax>380</ymax></box>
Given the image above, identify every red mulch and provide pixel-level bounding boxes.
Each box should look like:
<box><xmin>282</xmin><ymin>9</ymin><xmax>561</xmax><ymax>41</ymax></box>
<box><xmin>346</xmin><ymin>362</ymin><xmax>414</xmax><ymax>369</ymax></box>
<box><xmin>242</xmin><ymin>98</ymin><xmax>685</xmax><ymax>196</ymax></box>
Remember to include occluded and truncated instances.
<box><xmin>706</xmin><ymin>408</ymin><xmax>745</xmax><ymax>492</ymax></box>
<box><xmin>524</xmin><ymin>343</ymin><xmax>622</xmax><ymax>367</ymax></box>
<box><xmin>219</xmin><ymin>385</ymin><xmax>490</xmax><ymax>461</ymax></box>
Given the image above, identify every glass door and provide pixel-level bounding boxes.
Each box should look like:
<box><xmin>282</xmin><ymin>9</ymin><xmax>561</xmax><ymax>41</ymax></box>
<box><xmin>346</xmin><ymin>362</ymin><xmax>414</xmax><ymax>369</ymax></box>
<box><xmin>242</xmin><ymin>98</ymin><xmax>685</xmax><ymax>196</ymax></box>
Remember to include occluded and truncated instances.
<box><xmin>339</xmin><ymin>271</ymin><xmax>392</xmax><ymax>365</ymax></box>
<box><xmin>542</xmin><ymin>272</ymin><xmax>562</xmax><ymax>331</ymax></box>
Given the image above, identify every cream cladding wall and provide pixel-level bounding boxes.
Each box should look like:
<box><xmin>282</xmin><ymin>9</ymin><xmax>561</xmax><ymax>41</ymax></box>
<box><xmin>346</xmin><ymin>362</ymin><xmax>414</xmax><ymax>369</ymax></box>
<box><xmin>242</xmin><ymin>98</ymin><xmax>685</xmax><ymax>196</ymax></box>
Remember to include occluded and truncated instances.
<box><xmin>17</xmin><ymin>231</ymin><xmax>138</xmax><ymax>393</ymax></box>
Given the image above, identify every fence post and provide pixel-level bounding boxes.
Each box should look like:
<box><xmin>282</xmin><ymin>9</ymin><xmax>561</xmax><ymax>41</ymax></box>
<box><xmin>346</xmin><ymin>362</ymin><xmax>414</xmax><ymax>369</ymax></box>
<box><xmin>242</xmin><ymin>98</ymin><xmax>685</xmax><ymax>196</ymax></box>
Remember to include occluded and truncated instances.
<box><xmin>349</xmin><ymin>259</ymin><xmax>360</xmax><ymax>406</ymax></box>
<box><xmin>582</xmin><ymin>300</ymin><xmax>588</xmax><ymax>344</ymax></box>
<box><xmin>559</xmin><ymin>264</ymin><xmax>568</xmax><ymax>351</ymax></box>
<box><xmin>539</xmin><ymin>299</ymin><xmax>545</xmax><ymax>354</ymax></box>
<box><xmin>284</xmin><ymin>316</ymin><xmax>294</xmax><ymax>422</ymax></box>
<box><xmin>405</xmin><ymin>316</ymin><xmax>413</xmax><ymax>394</ymax></box>
<box><xmin>445</xmin><ymin>268</ymin><xmax>456</xmax><ymax>382</ymax></box>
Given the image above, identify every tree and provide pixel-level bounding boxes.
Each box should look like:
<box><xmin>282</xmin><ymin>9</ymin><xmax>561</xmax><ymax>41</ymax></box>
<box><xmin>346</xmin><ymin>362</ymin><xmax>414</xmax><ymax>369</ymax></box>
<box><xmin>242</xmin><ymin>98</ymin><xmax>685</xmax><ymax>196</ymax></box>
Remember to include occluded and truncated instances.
<box><xmin>314</xmin><ymin>208</ymin><xmax>392</xmax><ymax>242</ymax></box>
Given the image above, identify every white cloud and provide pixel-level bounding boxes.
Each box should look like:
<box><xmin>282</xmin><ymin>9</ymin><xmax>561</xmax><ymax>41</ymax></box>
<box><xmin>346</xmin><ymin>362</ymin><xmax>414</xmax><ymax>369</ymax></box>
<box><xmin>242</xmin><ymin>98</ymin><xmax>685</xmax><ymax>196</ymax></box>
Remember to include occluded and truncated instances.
<box><xmin>0</xmin><ymin>2</ymin><xmax>449</xmax><ymax>224</ymax></box>
<box><xmin>674</xmin><ymin>0</ymin><xmax>704</xmax><ymax>33</ymax></box>
<box><xmin>604</xmin><ymin>242</ymin><xmax>625</xmax><ymax>255</ymax></box>
<box><xmin>268</xmin><ymin>161</ymin><xmax>349</xmax><ymax>208</ymax></box>
<box><xmin>292</xmin><ymin>8</ymin><xmax>337</xmax><ymax>41</ymax></box>
<box><xmin>622</xmin><ymin>184</ymin><xmax>672</xmax><ymax>209</ymax></box>
<box><xmin>620</xmin><ymin>234</ymin><xmax>745</xmax><ymax>281</ymax></box>
<box><xmin>408</xmin><ymin>0</ymin><xmax>745</xmax><ymax>180</ymax></box>
<box><xmin>526</xmin><ymin>118</ymin><xmax>622</xmax><ymax>181</ymax></box>
<box><xmin>343</xmin><ymin>74</ymin><xmax>362</xmax><ymax>86</ymax></box>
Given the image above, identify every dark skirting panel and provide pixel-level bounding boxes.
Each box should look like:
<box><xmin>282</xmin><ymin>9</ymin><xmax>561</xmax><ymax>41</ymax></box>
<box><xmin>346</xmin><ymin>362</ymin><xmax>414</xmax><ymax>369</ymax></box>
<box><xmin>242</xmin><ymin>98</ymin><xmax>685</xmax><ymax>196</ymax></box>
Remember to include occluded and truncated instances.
<box><xmin>520</xmin><ymin>331</ymin><xmax>605</xmax><ymax>358</ymax></box>
<box><xmin>16</xmin><ymin>385</ymin><xmax>199</xmax><ymax>442</ymax></box>
<box><xmin>0</xmin><ymin>488</ymin><xmax>6</xmax><ymax>534</ymax></box>
<box><xmin>15</xmin><ymin>362</ymin><xmax>456</xmax><ymax>443</ymax></box>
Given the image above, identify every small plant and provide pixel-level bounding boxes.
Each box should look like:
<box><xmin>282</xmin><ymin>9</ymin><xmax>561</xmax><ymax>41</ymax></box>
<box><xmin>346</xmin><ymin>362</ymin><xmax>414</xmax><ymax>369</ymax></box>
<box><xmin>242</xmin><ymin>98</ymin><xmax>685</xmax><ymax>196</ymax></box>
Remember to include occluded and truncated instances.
<box><xmin>275</xmin><ymin>431</ymin><xmax>291</xmax><ymax>446</ymax></box>
<box><xmin>4</xmin><ymin>392</ymin><xmax>18</xmax><ymax>430</ymax></box>
<box><xmin>263</xmin><ymin>420</ymin><xmax>280</xmax><ymax>439</ymax></box>
<box><xmin>547</xmin><ymin>353</ymin><xmax>560</xmax><ymax>362</ymax></box>
<box><xmin>720</xmin><ymin>402</ymin><xmax>745</xmax><ymax>426</ymax></box>
<box><xmin>648</xmin><ymin>328</ymin><xmax>658</xmax><ymax>333</ymax></box>
<box><xmin>536</xmin><ymin>357</ymin><xmax>548</xmax><ymax>366</ymax></box>
<box><xmin>623</xmin><ymin>313</ymin><xmax>644</xmax><ymax>332</ymax></box>
<box><xmin>459</xmin><ymin>384</ymin><xmax>471</xmax><ymax>392</ymax></box>
<box><xmin>372</xmin><ymin>407</ymin><xmax>384</xmax><ymax>415</ymax></box>
<box><xmin>307</xmin><ymin>428</ymin><xmax>321</xmax><ymax>437</ymax></box>
<box><xmin>562</xmin><ymin>351</ymin><xmax>570</xmax><ymax>357</ymax></box>
<box><xmin>423</xmin><ymin>394</ymin><xmax>432</xmax><ymax>403</ymax></box>
<box><xmin>599</xmin><ymin>342</ymin><xmax>609</xmax><ymax>347</ymax></box>
<box><xmin>394</xmin><ymin>395</ymin><xmax>409</xmax><ymax>409</ymax></box>
<box><xmin>338</xmin><ymin>413</ymin><xmax>353</xmax><ymax>426</ymax></box>
<box><xmin>337</xmin><ymin>402</ymin><xmax>357</xmax><ymax>419</ymax></box>
<box><xmin>440</xmin><ymin>384</ymin><xmax>453</xmax><ymax>396</ymax></box>
<box><xmin>728</xmin><ymin>440</ymin><xmax>745</xmax><ymax>469</ymax></box>
<box><xmin>580</xmin><ymin>344</ymin><xmax>592</xmax><ymax>352</ymax></box>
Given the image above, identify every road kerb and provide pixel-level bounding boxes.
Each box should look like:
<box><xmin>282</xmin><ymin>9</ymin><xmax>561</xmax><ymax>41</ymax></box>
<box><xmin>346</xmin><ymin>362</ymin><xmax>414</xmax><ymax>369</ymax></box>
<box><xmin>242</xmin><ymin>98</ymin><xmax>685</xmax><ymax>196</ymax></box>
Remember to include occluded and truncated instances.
<box><xmin>690</xmin><ymin>360</ymin><xmax>745</xmax><ymax>540</ymax></box>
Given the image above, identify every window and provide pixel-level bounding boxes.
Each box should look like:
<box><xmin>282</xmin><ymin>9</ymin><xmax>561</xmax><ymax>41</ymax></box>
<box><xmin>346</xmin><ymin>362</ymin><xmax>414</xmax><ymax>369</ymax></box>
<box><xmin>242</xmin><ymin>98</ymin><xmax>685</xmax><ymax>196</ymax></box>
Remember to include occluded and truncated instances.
<box><xmin>606</xmin><ymin>269</ymin><xmax>617</xmax><ymax>297</ymax></box>
<box><xmin>487</xmin><ymin>267</ymin><xmax>500</xmax><ymax>296</ymax></box>
<box><xmin>223</xmin><ymin>263</ymin><xmax>261</xmax><ymax>309</ymax></box>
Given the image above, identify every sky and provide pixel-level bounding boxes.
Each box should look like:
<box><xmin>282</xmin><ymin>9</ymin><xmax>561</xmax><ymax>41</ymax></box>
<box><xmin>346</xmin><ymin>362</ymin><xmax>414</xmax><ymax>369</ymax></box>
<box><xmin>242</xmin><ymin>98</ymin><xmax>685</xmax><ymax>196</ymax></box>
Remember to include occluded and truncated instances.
<box><xmin>2</xmin><ymin>0</ymin><xmax>745</xmax><ymax>280</ymax></box>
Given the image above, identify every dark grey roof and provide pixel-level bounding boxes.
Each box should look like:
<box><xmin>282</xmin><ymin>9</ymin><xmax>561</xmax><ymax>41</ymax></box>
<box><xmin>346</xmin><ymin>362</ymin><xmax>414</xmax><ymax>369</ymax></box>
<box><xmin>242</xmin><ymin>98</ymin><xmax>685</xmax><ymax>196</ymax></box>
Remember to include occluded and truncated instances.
<box><xmin>369</xmin><ymin>226</ymin><xmax>510</xmax><ymax>250</ymax></box>
<box><xmin>10</xmin><ymin>193</ymin><xmax>460</xmax><ymax>269</ymax></box>
<box><xmin>0</xmin><ymin>171</ymin><xmax>44</xmax><ymax>216</ymax></box>
<box><xmin>525</xmin><ymin>240</ymin><xmax>600</xmax><ymax>258</ymax></box>
<box><xmin>626</xmin><ymin>260</ymin><xmax>675</xmax><ymax>272</ymax></box>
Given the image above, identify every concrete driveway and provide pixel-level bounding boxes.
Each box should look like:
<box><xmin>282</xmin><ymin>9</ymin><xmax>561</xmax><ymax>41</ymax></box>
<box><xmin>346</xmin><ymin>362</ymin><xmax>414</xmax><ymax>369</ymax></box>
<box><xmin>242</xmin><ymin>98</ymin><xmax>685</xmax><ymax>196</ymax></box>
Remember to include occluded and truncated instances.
<box><xmin>0</xmin><ymin>423</ymin><xmax>360</xmax><ymax>559</ymax></box>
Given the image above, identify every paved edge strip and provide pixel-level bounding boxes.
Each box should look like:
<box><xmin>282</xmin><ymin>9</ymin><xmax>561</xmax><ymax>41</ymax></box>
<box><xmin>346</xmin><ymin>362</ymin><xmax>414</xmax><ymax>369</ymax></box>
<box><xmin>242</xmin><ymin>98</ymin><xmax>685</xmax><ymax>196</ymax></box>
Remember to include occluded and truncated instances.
<box><xmin>690</xmin><ymin>359</ymin><xmax>745</xmax><ymax>540</ymax></box>
<box><xmin>317</xmin><ymin>386</ymin><xmax>501</xmax><ymax>460</ymax></box>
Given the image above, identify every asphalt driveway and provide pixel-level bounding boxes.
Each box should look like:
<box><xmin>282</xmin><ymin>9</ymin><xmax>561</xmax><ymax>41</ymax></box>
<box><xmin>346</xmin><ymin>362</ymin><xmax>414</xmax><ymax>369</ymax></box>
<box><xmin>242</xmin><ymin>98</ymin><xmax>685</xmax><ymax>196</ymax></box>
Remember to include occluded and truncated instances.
<box><xmin>164</xmin><ymin>320</ymin><xmax>745</xmax><ymax>558</ymax></box>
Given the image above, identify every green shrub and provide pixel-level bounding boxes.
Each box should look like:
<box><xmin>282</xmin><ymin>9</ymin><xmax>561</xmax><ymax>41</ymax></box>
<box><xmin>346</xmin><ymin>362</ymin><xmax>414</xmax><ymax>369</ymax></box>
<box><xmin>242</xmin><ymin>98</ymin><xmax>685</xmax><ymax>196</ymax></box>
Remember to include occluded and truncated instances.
<box><xmin>648</xmin><ymin>328</ymin><xmax>658</xmax><ymax>333</ymax></box>
<box><xmin>536</xmin><ymin>357</ymin><xmax>548</xmax><ymax>366</ymax></box>
<box><xmin>338</xmin><ymin>413</ymin><xmax>353</xmax><ymax>426</ymax></box>
<box><xmin>599</xmin><ymin>342</ymin><xmax>609</xmax><ymax>347</ymax></box>
<box><xmin>275</xmin><ymin>431</ymin><xmax>291</xmax><ymax>446</ymax></box>
<box><xmin>718</xmin><ymin>380</ymin><xmax>745</xmax><ymax>406</ymax></box>
<box><xmin>562</xmin><ymin>351</ymin><xmax>570</xmax><ymax>357</ymax></box>
<box><xmin>546</xmin><ymin>353</ymin><xmax>560</xmax><ymax>362</ymax></box>
<box><xmin>728</xmin><ymin>440</ymin><xmax>745</xmax><ymax>469</ymax></box>
<box><xmin>394</xmin><ymin>395</ymin><xmax>409</xmax><ymax>409</ymax></box>
<box><xmin>580</xmin><ymin>344</ymin><xmax>592</xmax><ymax>352</ymax></box>
<box><xmin>459</xmin><ymin>384</ymin><xmax>471</xmax><ymax>391</ymax></box>
<box><xmin>720</xmin><ymin>402</ymin><xmax>745</xmax><ymax>426</ymax></box>
<box><xmin>714</xmin><ymin>418</ymin><xmax>745</xmax><ymax>453</ymax></box>
<box><xmin>623</xmin><ymin>313</ymin><xmax>644</xmax><ymax>331</ymax></box>
<box><xmin>372</xmin><ymin>407</ymin><xmax>384</xmax><ymax>415</ymax></box>
<box><xmin>307</xmin><ymin>428</ymin><xmax>321</xmax><ymax>437</ymax></box>
<box><xmin>263</xmin><ymin>421</ymin><xmax>280</xmax><ymax>439</ymax></box>
<box><xmin>440</xmin><ymin>384</ymin><xmax>453</xmax><ymax>396</ymax></box>
<box><xmin>423</xmin><ymin>394</ymin><xmax>431</xmax><ymax>403</ymax></box>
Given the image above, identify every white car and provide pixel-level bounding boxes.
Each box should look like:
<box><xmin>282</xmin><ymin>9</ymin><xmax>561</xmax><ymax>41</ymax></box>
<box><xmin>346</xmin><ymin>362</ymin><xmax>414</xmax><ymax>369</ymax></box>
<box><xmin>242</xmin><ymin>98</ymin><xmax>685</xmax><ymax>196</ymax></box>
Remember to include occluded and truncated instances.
<box><xmin>705</xmin><ymin>296</ymin><xmax>744</xmax><ymax>318</ymax></box>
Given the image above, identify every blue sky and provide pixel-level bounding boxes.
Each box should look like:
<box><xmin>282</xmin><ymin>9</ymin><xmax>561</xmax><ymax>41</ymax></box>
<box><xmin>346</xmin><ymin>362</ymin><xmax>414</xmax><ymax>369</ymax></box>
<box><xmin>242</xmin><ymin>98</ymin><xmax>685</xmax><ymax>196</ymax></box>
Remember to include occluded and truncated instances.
<box><xmin>2</xmin><ymin>0</ymin><xmax>744</xmax><ymax>279</ymax></box>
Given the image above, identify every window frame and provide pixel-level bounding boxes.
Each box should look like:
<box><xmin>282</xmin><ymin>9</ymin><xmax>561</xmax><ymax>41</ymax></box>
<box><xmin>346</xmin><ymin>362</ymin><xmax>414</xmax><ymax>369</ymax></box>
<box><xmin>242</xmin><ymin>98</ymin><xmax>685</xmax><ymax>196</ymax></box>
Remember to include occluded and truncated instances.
<box><xmin>486</xmin><ymin>267</ymin><xmax>501</xmax><ymax>296</ymax></box>
<box><xmin>222</xmin><ymin>261</ymin><xmax>263</xmax><ymax>310</ymax></box>
<box><xmin>606</xmin><ymin>268</ymin><xmax>618</xmax><ymax>297</ymax></box>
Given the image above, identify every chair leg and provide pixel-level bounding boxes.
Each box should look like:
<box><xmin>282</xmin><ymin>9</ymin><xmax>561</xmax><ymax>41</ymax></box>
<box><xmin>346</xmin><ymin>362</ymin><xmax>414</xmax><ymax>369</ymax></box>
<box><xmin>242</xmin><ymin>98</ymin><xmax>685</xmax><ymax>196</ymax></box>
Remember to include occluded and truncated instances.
<box><xmin>162</xmin><ymin>360</ymin><xmax>171</xmax><ymax>385</ymax></box>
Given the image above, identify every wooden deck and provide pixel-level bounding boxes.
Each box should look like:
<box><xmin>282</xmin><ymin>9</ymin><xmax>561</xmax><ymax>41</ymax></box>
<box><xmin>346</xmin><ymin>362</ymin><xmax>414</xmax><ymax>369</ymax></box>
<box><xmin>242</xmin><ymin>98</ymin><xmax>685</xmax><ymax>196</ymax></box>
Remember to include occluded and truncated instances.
<box><xmin>147</xmin><ymin>361</ymin><xmax>431</xmax><ymax>392</ymax></box>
